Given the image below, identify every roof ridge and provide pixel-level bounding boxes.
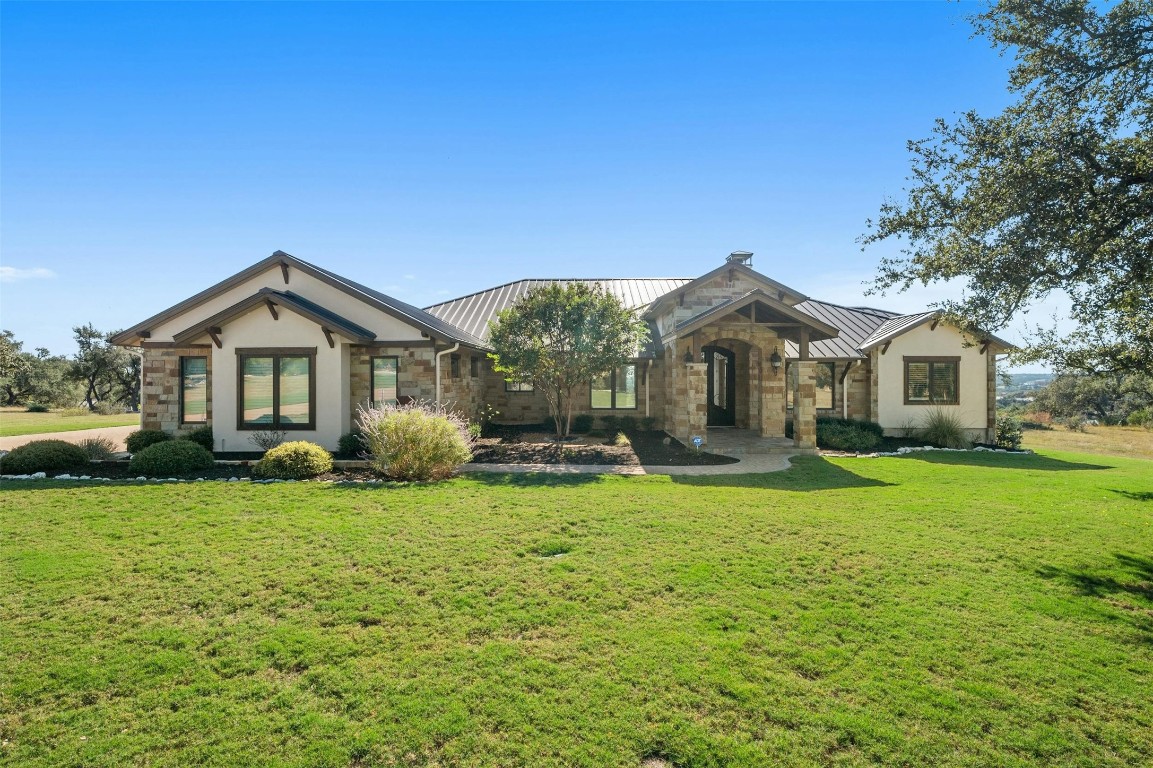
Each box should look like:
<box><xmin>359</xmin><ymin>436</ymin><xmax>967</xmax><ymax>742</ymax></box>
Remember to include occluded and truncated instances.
<box><xmin>423</xmin><ymin>277</ymin><xmax>695</xmax><ymax>310</ymax></box>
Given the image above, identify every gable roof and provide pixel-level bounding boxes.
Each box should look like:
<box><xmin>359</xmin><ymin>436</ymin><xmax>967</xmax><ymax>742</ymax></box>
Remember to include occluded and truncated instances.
<box><xmin>642</xmin><ymin>261</ymin><xmax>808</xmax><ymax>318</ymax></box>
<box><xmin>671</xmin><ymin>289</ymin><xmax>840</xmax><ymax>342</ymax></box>
<box><xmin>171</xmin><ymin>288</ymin><xmax>377</xmax><ymax>345</ymax></box>
<box><xmin>423</xmin><ymin>278</ymin><xmax>692</xmax><ymax>344</ymax></box>
<box><xmin>784</xmin><ymin>300</ymin><xmax>901</xmax><ymax>359</ymax></box>
<box><xmin>110</xmin><ymin>251</ymin><xmax>485</xmax><ymax>348</ymax></box>
<box><xmin>857</xmin><ymin>311</ymin><xmax>1016</xmax><ymax>353</ymax></box>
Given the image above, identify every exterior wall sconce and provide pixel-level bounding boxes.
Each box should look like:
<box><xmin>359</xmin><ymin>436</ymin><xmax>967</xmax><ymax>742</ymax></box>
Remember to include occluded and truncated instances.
<box><xmin>683</xmin><ymin>349</ymin><xmax>694</xmax><ymax>364</ymax></box>
<box><xmin>770</xmin><ymin>349</ymin><xmax>782</xmax><ymax>374</ymax></box>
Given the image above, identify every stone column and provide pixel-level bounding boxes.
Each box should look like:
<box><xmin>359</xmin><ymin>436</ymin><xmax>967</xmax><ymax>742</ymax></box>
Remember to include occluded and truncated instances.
<box><xmin>685</xmin><ymin>362</ymin><xmax>708</xmax><ymax>446</ymax></box>
<box><xmin>760</xmin><ymin>353</ymin><xmax>786</xmax><ymax>437</ymax></box>
<box><xmin>793</xmin><ymin>360</ymin><xmax>817</xmax><ymax>449</ymax></box>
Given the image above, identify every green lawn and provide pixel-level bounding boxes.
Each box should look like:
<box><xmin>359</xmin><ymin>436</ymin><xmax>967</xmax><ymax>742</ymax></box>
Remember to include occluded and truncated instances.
<box><xmin>0</xmin><ymin>407</ymin><xmax>139</xmax><ymax>437</ymax></box>
<box><xmin>2</xmin><ymin>451</ymin><xmax>1151</xmax><ymax>767</ymax></box>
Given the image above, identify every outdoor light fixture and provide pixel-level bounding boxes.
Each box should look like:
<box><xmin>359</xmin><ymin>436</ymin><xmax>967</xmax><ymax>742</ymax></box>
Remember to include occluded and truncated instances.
<box><xmin>770</xmin><ymin>349</ymin><xmax>782</xmax><ymax>373</ymax></box>
<box><xmin>683</xmin><ymin>349</ymin><xmax>694</xmax><ymax>364</ymax></box>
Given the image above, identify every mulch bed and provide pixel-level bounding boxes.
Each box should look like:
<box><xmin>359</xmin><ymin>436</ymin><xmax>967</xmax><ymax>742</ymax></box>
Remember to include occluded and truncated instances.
<box><xmin>470</xmin><ymin>428</ymin><xmax>738</xmax><ymax>466</ymax></box>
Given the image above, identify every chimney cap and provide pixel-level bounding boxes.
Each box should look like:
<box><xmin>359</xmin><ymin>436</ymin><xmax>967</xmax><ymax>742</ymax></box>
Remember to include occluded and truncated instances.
<box><xmin>727</xmin><ymin>250</ymin><xmax>753</xmax><ymax>265</ymax></box>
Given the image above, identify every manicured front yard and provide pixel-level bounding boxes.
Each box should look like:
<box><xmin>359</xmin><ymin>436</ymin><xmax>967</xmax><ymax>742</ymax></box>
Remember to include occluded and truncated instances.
<box><xmin>0</xmin><ymin>407</ymin><xmax>139</xmax><ymax>437</ymax></box>
<box><xmin>2</xmin><ymin>451</ymin><xmax>1151</xmax><ymax>767</ymax></box>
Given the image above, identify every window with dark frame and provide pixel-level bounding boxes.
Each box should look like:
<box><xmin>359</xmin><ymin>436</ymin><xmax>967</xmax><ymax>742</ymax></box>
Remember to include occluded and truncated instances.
<box><xmin>450</xmin><ymin>354</ymin><xmax>461</xmax><ymax>379</ymax></box>
<box><xmin>591</xmin><ymin>364</ymin><xmax>637</xmax><ymax>409</ymax></box>
<box><xmin>904</xmin><ymin>357</ymin><xmax>960</xmax><ymax>405</ymax></box>
<box><xmin>470</xmin><ymin>355</ymin><xmax>479</xmax><ymax>378</ymax></box>
<box><xmin>785</xmin><ymin>361</ymin><xmax>836</xmax><ymax>410</ymax></box>
<box><xmin>505</xmin><ymin>380</ymin><xmax>534</xmax><ymax>392</ymax></box>
<box><xmin>371</xmin><ymin>356</ymin><xmax>399</xmax><ymax>407</ymax></box>
<box><xmin>180</xmin><ymin>356</ymin><xmax>208</xmax><ymax>424</ymax></box>
<box><xmin>237</xmin><ymin>349</ymin><xmax>315</xmax><ymax>430</ymax></box>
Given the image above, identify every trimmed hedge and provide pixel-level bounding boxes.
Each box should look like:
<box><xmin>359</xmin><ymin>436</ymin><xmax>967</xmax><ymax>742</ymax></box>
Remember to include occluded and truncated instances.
<box><xmin>125</xmin><ymin>429</ymin><xmax>171</xmax><ymax>454</ymax></box>
<box><xmin>128</xmin><ymin>440</ymin><xmax>215</xmax><ymax>477</ymax></box>
<box><xmin>252</xmin><ymin>441</ymin><xmax>333</xmax><ymax>480</ymax></box>
<box><xmin>817</xmin><ymin>423</ymin><xmax>881</xmax><ymax>452</ymax></box>
<box><xmin>180</xmin><ymin>426</ymin><xmax>214</xmax><ymax>451</ymax></box>
<box><xmin>0</xmin><ymin>439</ymin><xmax>90</xmax><ymax>474</ymax></box>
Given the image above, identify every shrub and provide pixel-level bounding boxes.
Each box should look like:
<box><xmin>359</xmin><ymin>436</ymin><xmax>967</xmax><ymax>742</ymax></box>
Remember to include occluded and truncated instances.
<box><xmin>128</xmin><ymin>440</ymin><xmax>215</xmax><ymax>477</ymax></box>
<box><xmin>125</xmin><ymin>429</ymin><xmax>170</xmax><ymax>454</ymax></box>
<box><xmin>249</xmin><ymin>429</ymin><xmax>287</xmax><ymax>451</ymax></box>
<box><xmin>618</xmin><ymin>415</ymin><xmax>638</xmax><ymax>432</ymax></box>
<box><xmin>815</xmin><ymin>416</ymin><xmax>885</xmax><ymax>438</ymax></box>
<box><xmin>252</xmin><ymin>441</ymin><xmax>333</xmax><ymax>480</ymax></box>
<box><xmin>468</xmin><ymin>422</ymin><xmax>482</xmax><ymax>440</ymax></box>
<box><xmin>78</xmin><ymin>437</ymin><xmax>118</xmax><ymax>460</ymax></box>
<box><xmin>612</xmin><ymin>431</ymin><xmax>632</xmax><ymax>447</ymax></box>
<box><xmin>1128</xmin><ymin>408</ymin><xmax>1151</xmax><ymax>428</ymax></box>
<box><xmin>93</xmin><ymin>401</ymin><xmax>122</xmax><ymax>416</ymax></box>
<box><xmin>357</xmin><ymin>399</ymin><xmax>474</xmax><ymax>481</ymax></box>
<box><xmin>640</xmin><ymin>416</ymin><xmax>658</xmax><ymax>431</ymax></box>
<box><xmin>600</xmin><ymin>415</ymin><xmax>620</xmax><ymax>434</ymax></box>
<box><xmin>0</xmin><ymin>439</ymin><xmax>90</xmax><ymax>474</ymax></box>
<box><xmin>337</xmin><ymin>431</ymin><xmax>363</xmax><ymax>457</ymax></box>
<box><xmin>180</xmin><ymin>426</ymin><xmax>214</xmax><ymax>451</ymax></box>
<box><xmin>995</xmin><ymin>414</ymin><xmax>1023</xmax><ymax>450</ymax></box>
<box><xmin>1063</xmin><ymin>416</ymin><xmax>1087</xmax><ymax>432</ymax></box>
<box><xmin>816</xmin><ymin>423</ymin><xmax>881</xmax><ymax>452</ymax></box>
<box><xmin>24</xmin><ymin>404</ymin><xmax>49</xmax><ymax>413</ymax></box>
<box><xmin>917</xmin><ymin>408</ymin><xmax>972</xmax><ymax>449</ymax></box>
<box><xmin>571</xmin><ymin>414</ymin><xmax>595</xmax><ymax>434</ymax></box>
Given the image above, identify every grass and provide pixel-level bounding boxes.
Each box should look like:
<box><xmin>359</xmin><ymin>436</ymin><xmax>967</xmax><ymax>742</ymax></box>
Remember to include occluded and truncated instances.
<box><xmin>2</xmin><ymin>450</ymin><xmax>1151</xmax><ymax>767</ymax></box>
<box><xmin>1021</xmin><ymin>423</ymin><xmax>1153</xmax><ymax>460</ymax></box>
<box><xmin>0</xmin><ymin>407</ymin><xmax>139</xmax><ymax>438</ymax></box>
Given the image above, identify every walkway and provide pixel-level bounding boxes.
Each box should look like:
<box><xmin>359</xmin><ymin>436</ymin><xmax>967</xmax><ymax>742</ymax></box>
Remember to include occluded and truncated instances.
<box><xmin>0</xmin><ymin>425</ymin><xmax>137</xmax><ymax>452</ymax></box>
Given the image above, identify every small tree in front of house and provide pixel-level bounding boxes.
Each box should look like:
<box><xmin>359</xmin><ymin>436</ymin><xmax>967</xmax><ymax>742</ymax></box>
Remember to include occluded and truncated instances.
<box><xmin>487</xmin><ymin>283</ymin><xmax>649</xmax><ymax>439</ymax></box>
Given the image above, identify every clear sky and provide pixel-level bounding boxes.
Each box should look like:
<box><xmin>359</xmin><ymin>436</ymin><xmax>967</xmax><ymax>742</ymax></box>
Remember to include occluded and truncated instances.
<box><xmin>1</xmin><ymin>1</ymin><xmax>1050</xmax><ymax>368</ymax></box>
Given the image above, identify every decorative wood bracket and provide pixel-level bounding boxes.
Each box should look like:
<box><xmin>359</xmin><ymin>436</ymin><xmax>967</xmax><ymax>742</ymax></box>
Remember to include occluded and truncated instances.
<box><xmin>930</xmin><ymin>318</ymin><xmax>940</xmax><ymax>331</ymax></box>
<box><xmin>265</xmin><ymin>299</ymin><xmax>279</xmax><ymax>320</ymax></box>
<box><xmin>839</xmin><ymin>360</ymin><xmax>855</xmax><ymax>384</ymax></box>
<box><xmin>979</xmin><ymin>341</ymin><xmax>990</xmax><ymax>355</ymax></box>
<box><xmin>280</xmin><ymin>262</ymin><xmax>290</xmax><ymax>284</ymax></box>
<box><xmin>322</xmin><ymin>327</ymin><xmax>335</xmax><ymax>348</ymax></box>
<box><xmin>880</xmin><ymin>340</ymin><xmax>892</xmax><ymax>355</ymax></box>
<box><xmin>207</xmin><ymin>327</ymin><xmax>223</xmax><ymax>349</ymax></box>
<box><xmin>139</xmin><ymin>331</ymin><xmax>151</xmax><ymax>339</ymax></box>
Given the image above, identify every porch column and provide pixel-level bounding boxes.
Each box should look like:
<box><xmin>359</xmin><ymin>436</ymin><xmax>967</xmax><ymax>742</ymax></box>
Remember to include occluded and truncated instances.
<box><xmin>685</xmin><ymin>362</ymin><xmax>708</xmax><ymax>446</ymax></box>
<box><xmin>793</xmin><ymin>360</ymin><xmax>817</xmax><ymax>449</ymax></box>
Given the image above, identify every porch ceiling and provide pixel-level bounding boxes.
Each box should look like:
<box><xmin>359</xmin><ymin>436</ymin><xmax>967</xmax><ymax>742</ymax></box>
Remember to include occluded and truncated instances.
<box><xmin>668</xmin><ymin>289</ymin><xmax>839</xmax><ymax>344</ymax></box>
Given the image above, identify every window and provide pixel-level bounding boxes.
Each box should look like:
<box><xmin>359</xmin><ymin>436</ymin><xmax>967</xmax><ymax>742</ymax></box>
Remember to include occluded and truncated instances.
<box><xmin>180</xmin><ymin>356</ymin><xmax>208</xmax><ymax>424</ymax></box>
<box><xmin>237</xmin><ymin>349</ymin><xmax>315</xmax><ymax>430</ymax></box>
<box><xmin>450</xmin><ymin>354</ymin><xmax>461</xmax><ymax>378</ymax></box>
<box><xmin>371</xmin><ymin>356</ymin><xmax>399</xmax><ymax>407</ymax></box>
<box><xmin>470</xmin><ymin>355</ymin><xmax>479</xmax><ymax>378</ymax></box>
<box><xmin>785</xmin><ymin>362</ymin><xmax>836</xmax><ymax>410</ymax></box>
<box><xmin>591</xmin><ymin>364</ymin><xmax>637</xmax><ymax>409</ymax></box>
<box><xmin>904</xmin><ymin>357</ymin><xmax>960</xmax><ymax>405</ymax></box>
<box><xmin>505</xmin><ymin>380</ymin><xmax>534</xmax><ymax>392</ymax></box>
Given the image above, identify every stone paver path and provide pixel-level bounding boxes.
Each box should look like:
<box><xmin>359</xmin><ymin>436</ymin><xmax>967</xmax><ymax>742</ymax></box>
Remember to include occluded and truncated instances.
<box><xmin>0</xmin><ymin>425</ymin><xmax>137</xmax><ymax>452</ymax></box>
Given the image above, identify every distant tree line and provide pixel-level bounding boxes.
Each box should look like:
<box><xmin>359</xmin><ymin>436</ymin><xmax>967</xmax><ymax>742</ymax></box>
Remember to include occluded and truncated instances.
<box><xmin>1023</xmin><ymin>372</ymin><xmax>1153</xmax><ymax>426</ymax></box>
<box><xmin>0</xmin><ymin>326</ymin><xmax>141</xmax><ymax>413</ymax></box>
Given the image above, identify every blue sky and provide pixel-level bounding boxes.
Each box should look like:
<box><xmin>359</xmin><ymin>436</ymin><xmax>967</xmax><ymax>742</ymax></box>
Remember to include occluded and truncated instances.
<box><xmin>1</xmin><ymin>1</ymin><xmax>1049</xmax><ymax>367</ymax></box>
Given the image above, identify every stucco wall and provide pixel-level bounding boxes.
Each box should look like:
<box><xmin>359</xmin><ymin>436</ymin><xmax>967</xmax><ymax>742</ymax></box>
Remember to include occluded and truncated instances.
<box><xmin>874</xmin><ymin>322</ymin><xmax>992</xmax><ymax>438</ymax></box>
<box><xmin>209</xmin><ymin>307</ymin><xmax>350</xmax><ymax>452</ymax></box>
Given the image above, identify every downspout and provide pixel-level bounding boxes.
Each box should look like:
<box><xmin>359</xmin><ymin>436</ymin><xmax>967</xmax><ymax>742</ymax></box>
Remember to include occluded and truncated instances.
<box><xmin>434</xmin><ymin>342</ymin><xmax>460</xmax><ymax>406</ymax></box>
<box><xmin>645</xmin><ymin>359</ymin><xmax>652</xmax><ymax>418</ymax></box>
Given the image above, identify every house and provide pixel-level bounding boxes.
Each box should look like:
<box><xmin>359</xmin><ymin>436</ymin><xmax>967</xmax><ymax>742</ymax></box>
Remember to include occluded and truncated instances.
<box><xmin>110</xmin><ymin>250</ymin><xmax>1012</xmax><ymax>452</ymax></box>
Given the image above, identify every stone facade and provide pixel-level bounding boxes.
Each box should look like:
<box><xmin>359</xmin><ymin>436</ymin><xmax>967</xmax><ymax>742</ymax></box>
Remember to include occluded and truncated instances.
<box><xmin>843</xmin><ymin>360</ymin><xmax>871</xmax><ymax>421</ymax></box>
<box><xmin>141</xmin><ymin>345</ymin><xmax>212</xmax><ymax>435</ymax></box>
<box><xmin>792</xmin><ymin>360</ymin><xmax>818</xmax><ymax>449</ymax></box>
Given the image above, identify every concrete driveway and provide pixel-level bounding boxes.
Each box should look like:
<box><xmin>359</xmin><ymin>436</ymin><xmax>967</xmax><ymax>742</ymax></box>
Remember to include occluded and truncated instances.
<box><xmin>0</xmin><ymin>425</ymin><xmax>137</xmax><ymax>452</ymax></box>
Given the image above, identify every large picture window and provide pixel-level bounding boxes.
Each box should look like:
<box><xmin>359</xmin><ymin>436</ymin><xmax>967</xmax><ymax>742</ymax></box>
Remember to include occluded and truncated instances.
<box><xmin>237</xmin><ymin>349</ymin><xmax>315</xmax><ymax>430</ymax></box>
<box><xmin>371</xmin><ymin>356</ymin><xmax>399</xmax><ymax>407</ymax></box>
<box><xmin>786</xmin><ymin>362</ymin><xmax>836</xmax><ymax>410</ymax></box>
<box><xmin>180</xmin><ymin>356</ymin><xmax>208</xmax><ymax>424</ymax></box>
<box><xmin>904</xmin><ymin>357</ymin><xmax>960</xmax><ymax>405</ymax></box>
<box><xmin>591</xmin><ymin>364</ymin><xmax>637</xmax><ymax>409</ymax></box>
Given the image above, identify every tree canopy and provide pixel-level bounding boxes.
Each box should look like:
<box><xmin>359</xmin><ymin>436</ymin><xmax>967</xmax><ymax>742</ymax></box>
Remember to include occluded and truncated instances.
<box><xmin>862</xmin><ymin>0</ymin><xmax>1152</xmax><ymax>374</ymax></box>
<box><xmin>487</xmin><ymin>283</ymin><xmax>649</xmax><ymax>438</ymax></box>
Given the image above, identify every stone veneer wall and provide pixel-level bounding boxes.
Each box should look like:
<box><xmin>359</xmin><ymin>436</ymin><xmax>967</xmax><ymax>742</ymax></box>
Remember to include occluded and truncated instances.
<box><xmin>844</xmin><ymin>360</ymin><xmax>871</xmax><ymax>422</ymax></box>
<box><xmin>868</xmin><ymin>350</ymin><xmax>880</xmax><ymax>423</ymax></box>
<box><xmin>792</xmin><ymin>360</ymin><xmax>818</xmax><ymax>449</ymax></box>
<box><xmin>439</xmin><ymin>351</ymin><xmax>485</xmax><ymax>421</ymax></box>
<box><xmin>141</xmin><ymin>345</ymin><xmax>212</xmax><ymax>435</ymax></box>
<box><xmin>349</xmin><ymin>345</ymin><xmax>437</xmax><ymax>426</ymax></box>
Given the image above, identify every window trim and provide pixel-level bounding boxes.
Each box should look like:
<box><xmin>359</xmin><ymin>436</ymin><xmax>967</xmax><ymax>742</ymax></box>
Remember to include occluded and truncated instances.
<box><xmin>590</xmin><ymin>363</ymin><xmax>638</xmax><ymax>410</ymax></box>
<box><xmin>470</xmin><ymin>355</ymin><xmax>479</xmax><ymax>378</ymax></box>
<box><xmin>785</xmin><ymin>361</ymin><xmax>837</xmax><ymax>411</ymax></box>
<box><xmin>903</xmin><ymin>356</ymin><xmax>961</xmax><ymax>405</ymax></box>
<box><xmin>179</xmin><ymin>355</ymin><xmax>208</xmax><ymax>426</ymax></box>
<box><xmin>235</xmin><ymin>347</ymin><xmax>317</xmax><ymax>431</ymax></box>
<box><xmin>505</xmin><ymin>379</ymin><xmax>534</xmax><ymax>393</ymax></box>
<box><xmin>370</xmin><ymin>355</ymin><xmax>400</xmax><ymax>408</ymax></box>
